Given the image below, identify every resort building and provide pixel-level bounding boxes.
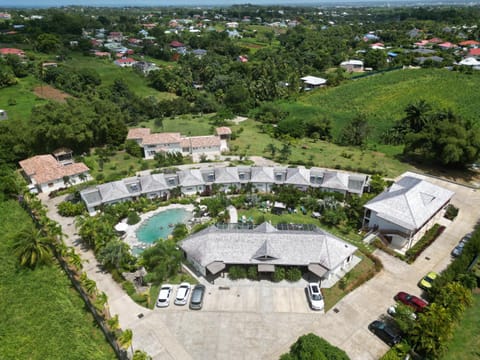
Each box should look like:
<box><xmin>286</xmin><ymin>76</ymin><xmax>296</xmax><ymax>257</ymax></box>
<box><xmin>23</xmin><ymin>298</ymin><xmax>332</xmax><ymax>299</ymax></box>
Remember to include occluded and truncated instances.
<box><xmin>362</xmin><ymin>172</ymin><xmax>454</xmax><ymax>249</ymax></box>
<box><xmin>180</xmin><ymin>222</ymin><xmax>358</xmax><ymax>282</ymax></box>
<box><xmin>340</xmin><ymin>60</ymin><xmax>364</xmax><ymax>72</ymax></box>
<box><xmin>19</xmin><ymin>151</ymin><xmax>90</xmax><ymax>193</ymax></box>
<box><xmin>80</xmin><ymin>166</ymin><xmax>369</xmax><ymax>214</ymax></box>
<box><xmin>126</xmin><ymin>128</ymin><xmax>227</xmax><ymax>160</ymax></box>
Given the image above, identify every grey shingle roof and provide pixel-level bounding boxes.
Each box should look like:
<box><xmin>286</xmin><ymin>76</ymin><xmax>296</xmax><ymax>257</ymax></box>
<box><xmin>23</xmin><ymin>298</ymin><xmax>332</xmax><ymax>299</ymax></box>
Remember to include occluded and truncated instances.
<box><xmin>251</xmin><ymin>167</ymin><xmax>274</xmax><ymax>183</ymax></box>
<box><xmin>364</xmin><ymin>174</ymin><xmax>454</xmax><ymax>231</ymax></box>
<box><xmin>214</xmin><ymin>167</ymin><xmax>240</xmax><ymax>184</ymax></box>
<box><xmin>97</xmin><ymin>181</ymin><xmax>132</xmax><ymax>203</ymax></box>
<box><xmin>180</xmin><ymin>223</ymin><xmax>357</xmax><ymax>270</ymax></box>
<box><xmin>178</xmin><ymin>169</ymin><xmax>204</xmax><ymax>187</ymax></box>
<box><xmin>285</xmin><ymin>167</ymin><xmax>310</xmax><ymax>186</ymax></box>
<box><xmin>140</xmin><ymin>173</ymin><xmax>168</xmax><ymax>193</ymax></box>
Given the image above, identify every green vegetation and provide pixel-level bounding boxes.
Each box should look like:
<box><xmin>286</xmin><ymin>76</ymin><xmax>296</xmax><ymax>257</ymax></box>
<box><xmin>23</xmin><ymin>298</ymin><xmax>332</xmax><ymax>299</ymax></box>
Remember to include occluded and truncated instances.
<box><xmin>0</xmin><ymin>200</ymin><xmax>115</xmax><ymax>359</ymax></box>
<box><xmin>442</xmin><ymin>293</ymin><xmax>480</xmax><ymax>360</ymax></box>
<box><xmin>280</xmin><ymin>333</ymin><xmax>350</xmax><ymax>360</ymax></box>
<box><xmin>405</xmin><ymin>224</ymin><xmax>445</xmax><ymax>264</ymax></box>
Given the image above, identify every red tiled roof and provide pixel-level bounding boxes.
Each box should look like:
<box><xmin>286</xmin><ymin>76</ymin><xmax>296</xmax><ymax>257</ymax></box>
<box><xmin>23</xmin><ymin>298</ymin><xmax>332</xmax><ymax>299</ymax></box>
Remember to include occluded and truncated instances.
<box><xmin>428</xmin><ymin>37</ymin><xmax>443</xmax><ymax>44</ymax></box>
<box><xmin>439</xmin><ymin>42</ymin><xmax>456</xmax><ymax>48</ymax></box>
<box><xmin>459</xmin><ymin>40</ymin><xmax>480</xmax><ymax>46</ymax></box>
<box><xmin>469</xmin><ymin>48</ymin><xmax>480</xmax><ymax>56</ymax></box>
<box><xmin>0</xmin><ymin>47</ymin><xmax>25</xmax><ymax>56</ymax></box>
<box><xmin>19</xmin><ymin>155</ymin><xmax>89</xmax><ymax>184</ymax></box>
<box><xmin>188</xmin><ymin>136</ymin><xmax>221</xmax><ymax>148</ymax></box>
<box><xmin>127</xmin><ymin>128</ymin><xmax>151</xmax><ymax>140</ymax></box>
<box><xmin>115</xmin><ymin>57</ymin><xmax>136</xmax><ymax>64</ymax></box>
<box><xmin>142</xmin><ymin>132</ymin><xmax>182</xmax><ymax>146</ymax></box>
<box><xmin>170</xmin><ymin>40</ymin><xmax>184</xmax><ymax>48</ymax></box>
<box><xmin>215</xmin><ymin>127</ymin><xmax>232</xmax><ymax>135</ymax></box>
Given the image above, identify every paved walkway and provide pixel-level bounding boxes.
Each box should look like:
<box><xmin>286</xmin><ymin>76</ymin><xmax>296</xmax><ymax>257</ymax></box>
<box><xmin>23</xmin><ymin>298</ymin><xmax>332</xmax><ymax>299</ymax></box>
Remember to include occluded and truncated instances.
<box><xmin>40</xmin><ymin>174</ymin><xmax>480</xmax><ymax>360</ymax></box>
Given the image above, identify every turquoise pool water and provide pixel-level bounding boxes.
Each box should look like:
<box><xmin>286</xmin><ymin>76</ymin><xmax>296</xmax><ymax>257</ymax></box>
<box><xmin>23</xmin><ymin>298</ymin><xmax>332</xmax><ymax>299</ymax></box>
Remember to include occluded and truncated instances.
<box><xmin>136</xmin><ymin>208</ymin><xmax>192</xmax><ymax>244</ymax></box>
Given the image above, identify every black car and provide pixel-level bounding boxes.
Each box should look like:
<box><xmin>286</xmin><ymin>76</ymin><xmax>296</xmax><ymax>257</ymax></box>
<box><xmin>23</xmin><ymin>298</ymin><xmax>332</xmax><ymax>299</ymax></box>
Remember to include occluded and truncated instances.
<box><xmin>189</xmin><ymin>284</ymin><xmax>206</xmax><ymax>310</ymax></box>
<box><xmin>368</xmin><ymin>320</ymin><xmax>402</xmax><ymax>346</ymax></box>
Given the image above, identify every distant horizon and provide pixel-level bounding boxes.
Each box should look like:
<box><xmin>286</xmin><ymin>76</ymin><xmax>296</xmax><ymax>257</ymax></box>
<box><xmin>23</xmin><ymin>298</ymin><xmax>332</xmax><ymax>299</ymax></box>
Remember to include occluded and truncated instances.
<box><xmin>1</xmin><ymin>0</ymin><xmax>479</xmax><ymax>9</ymax></box>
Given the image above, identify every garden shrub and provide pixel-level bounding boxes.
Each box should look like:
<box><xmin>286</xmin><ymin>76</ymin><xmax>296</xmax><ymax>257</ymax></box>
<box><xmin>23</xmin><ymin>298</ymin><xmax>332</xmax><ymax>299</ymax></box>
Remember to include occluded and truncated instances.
<box><xmin>122</xmin><ymin>280</ymin><xmax>136</xmax><ymax>295</ymax></box>
<box><xmin>247</xmin><ymin>266</ymin><xmax>259</xmax><ymax>280</ymax></box>
<box><xmin>228</xmin><ymin>265</ymin><xmax>247</xmax><ymax>280</ymax></box>
<box><xmin>57</xmin><ymin>201</ymin><xmax>85</xmax><ymax>217</ymax></box>
<box><xmin>405</xmin><ymin>224</ymin><xmax>445</xmax><ymax>263</ymax></box>
<box><xmin>286</xmin><ymin>267</ymin><xmax>302</xmax><ymax>282</ymax></box>
<box><xmin>127</xmin><ymin>211</ymin><xmax>141</xmax><ymax>225</ymax></box>
<box><xmin>273</xmin><ymin>267</ymin><xmax>285</xmax><ymax>282</ymax></box>
<box><xmin>444</xmin><ymin>204</ymin><xmax>459</xmax><ymax>220</ymax></box>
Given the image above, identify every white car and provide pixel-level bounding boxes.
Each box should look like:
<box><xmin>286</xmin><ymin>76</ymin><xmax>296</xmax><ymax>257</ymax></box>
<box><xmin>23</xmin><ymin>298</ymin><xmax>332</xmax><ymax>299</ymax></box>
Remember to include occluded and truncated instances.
<box><xmin>174</xmin><ymin>282</ymin><xmax>191</xmax><ymax>306</ymax></box>
<box><xmin>156</xmin><ymin>284</ymin><xmax>173</xmax><ymax>308</ymax></box>
<box><xmin>307</xmin><ymin>283</ymin><xmax>324</xmax><ymax>311</ymax></box>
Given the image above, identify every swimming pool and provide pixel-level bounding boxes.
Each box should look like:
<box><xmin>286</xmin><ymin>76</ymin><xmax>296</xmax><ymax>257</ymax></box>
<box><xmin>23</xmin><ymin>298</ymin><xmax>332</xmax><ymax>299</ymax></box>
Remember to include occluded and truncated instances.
<box><xmin>136</xmin><ymin>208</ymin><xmax>192</xmax><ymax>245</ymax></box>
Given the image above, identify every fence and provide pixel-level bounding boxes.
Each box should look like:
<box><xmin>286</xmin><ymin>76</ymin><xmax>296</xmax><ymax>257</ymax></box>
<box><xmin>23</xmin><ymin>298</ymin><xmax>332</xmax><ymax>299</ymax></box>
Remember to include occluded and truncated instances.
<box><xmin>19</xmin><ymin>196</ymin><xmax>129</xmax><ymax>360</ymax></box>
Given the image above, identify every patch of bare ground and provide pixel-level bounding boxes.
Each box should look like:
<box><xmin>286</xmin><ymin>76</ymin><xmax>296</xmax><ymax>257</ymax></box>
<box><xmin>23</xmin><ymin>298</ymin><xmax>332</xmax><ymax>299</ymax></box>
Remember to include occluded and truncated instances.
<box><xmin>34</xmin><ymin>85</ymin><xmax>70</xmax><ymax>102</ymax></box>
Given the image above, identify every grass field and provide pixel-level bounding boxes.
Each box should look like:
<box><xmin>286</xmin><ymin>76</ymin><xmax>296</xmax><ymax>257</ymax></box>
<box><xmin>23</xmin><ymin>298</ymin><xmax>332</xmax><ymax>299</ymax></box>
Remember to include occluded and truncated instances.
<box><xmin>0</xmin><ymin>200</ymin><xmax>115</xmax><ymax>360</ymax></box>
<box><xmin>139</xmin><ymin>113</ymin><xmax>215</xmax><ymax>135</ymax></box>
<box><xmin>0</xmin><ymin>75</ymin><xmax>46</xmax><ymax>122</ymax></box>
<box><xmin>65</xmin><ymin>54</ymin><xmax>175</xmax><ymax>100</ymax></box>
<box><xmin>290</xmin><ymin>68</ymin><xmax>480</xmax><ymax>140</ymax></box>
<box><xmin>442</xmin><ymin>292</ymin><xmax>480</xmax><ymax>360</ymax></box>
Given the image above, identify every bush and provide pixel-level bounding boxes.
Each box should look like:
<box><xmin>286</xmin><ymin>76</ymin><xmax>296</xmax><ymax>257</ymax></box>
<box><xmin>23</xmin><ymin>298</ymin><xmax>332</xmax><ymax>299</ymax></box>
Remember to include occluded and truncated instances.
<box><xmin>57</xmin><ymin>201</ymin><xmax>85</xmax><ymax>217</ymax></box>
<box><xmin>127</xmin><ymin>211</ymin><xmax>141</xmax><ymax>225</ymax></box>
<box><xmin>405</xmin><ymin>224</ymin><xmax>445</xmax><ymax>263</ymax></box>
<box><xmin>122</xmin><ymin>280</ymin><xmax>136</xmax><ymax>295</ymax></box>
<box><xmin>285</xmin><ymin>267</ymin><xmax>302</xmax><ymax>282</ymax></box>
<box><xmin>247</xmin><ymin>266</ymin><xmax>258</xmax><ymax>280</ymax></box>
<box><xmin>272</xmin><ymin>267</ymin><xmax>285</xmax><ymax>282</ymax></box>
<box><xmin>228</xmin><ymin>265</ymin><xmax>247</xmax><ymax>280</ymax></box>
<box><xmin>444</xmin><ymin>204</ymin><xmax>459</xmax><ymax>220</ymax></box>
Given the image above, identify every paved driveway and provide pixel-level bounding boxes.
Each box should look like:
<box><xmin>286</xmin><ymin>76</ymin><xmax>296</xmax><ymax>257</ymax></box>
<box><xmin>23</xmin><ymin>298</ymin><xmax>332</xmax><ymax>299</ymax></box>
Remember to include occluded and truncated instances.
<box><xmin>42</xmin><ymin>175</ymin><xmax>480</xmax><ymax>360</ymax></box>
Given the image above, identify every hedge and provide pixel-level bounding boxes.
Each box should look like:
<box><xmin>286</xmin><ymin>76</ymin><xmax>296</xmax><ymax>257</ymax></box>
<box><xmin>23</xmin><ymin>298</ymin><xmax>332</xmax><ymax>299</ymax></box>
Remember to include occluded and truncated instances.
<box><xmin>405</xmin><ymin>224</ymin><xmax>445</xmax><ymax>264</ymax></box>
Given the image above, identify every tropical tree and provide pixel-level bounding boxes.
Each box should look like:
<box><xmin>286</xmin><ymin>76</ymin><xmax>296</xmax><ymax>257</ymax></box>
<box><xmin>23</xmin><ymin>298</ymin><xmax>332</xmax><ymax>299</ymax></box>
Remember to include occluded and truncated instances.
<box><xmin>338</xmin><ymin>114</ymin><xmax>370</xmax><ymax>147</ymax></box>
<box><xmin>403</xmin><ymin>100</ymin><xmax>432</xmax><ymax>133</ymax></box>
<box><xmin>94</xmin><ymin>291</ymin><xmax>109</xmax><ymax>316</ymax></box>
<box><xmin>433</xmin><ymin>282</ymin><xmax>473</xmax><ymax>319</ymax></box>
<box><xmin>107</xmin><ymin>314</ymin><xmax>120</xmax><ymax>333</ymax></box>
<box><xmin>80</xmin><ymin>272</ymin><xmax>97</xmax><ymax>296</ymax></box>
<box><xmin>281</xmin><ymin>333</ymin><xmax>350</xmax><ymax>360</ymax></box>
<box><xmin>12</xmin><ymin>226</ymin><xmax>54</xmax><ymax>268</ymax></box>
<box><xmin>133</xmin><ymin>350</ymin><xmax>151</xmax><ymax>360</ymax></box>
<box><xmin>409</xmin><ymin>303</ymin><xmax>452</xmax><ymax>359</ymax></box>
<box><xmin>279</xmin><ymin>143</ymin><xmax>292</xmax><ymax>161</ymax></box>
<box><xmin>66</xmin><ymin>247</ymin><xmax>84</xmax><ymax>271</ymax></box>
<box><xmin>118</xmin><ymin>329</ymin><xmax>134</xmax><ymax>356</ymax></box>
<box><xmin>265</xmin><ymin>143</ymin><xmax>277</xmax><ymax>158</ymax></box>
<box><xmin>98</xmin><ymin>239</ymin><xmax>132</xmax><ymax>271</ymax></box>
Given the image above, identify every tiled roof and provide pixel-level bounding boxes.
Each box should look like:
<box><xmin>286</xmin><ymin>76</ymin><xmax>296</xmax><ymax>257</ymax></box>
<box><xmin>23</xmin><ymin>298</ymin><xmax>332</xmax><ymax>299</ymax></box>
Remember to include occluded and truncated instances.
<box><xmin>127</xmin><ymin>128</ymin><xmax>151</xmax><ymax>140</ymax></box>
<box><xmin>215</xmin><ymin>127</ymin><xmax>232</xmax><ymax>135</ymax></box>
<box><xmin>188</xmin><ymin>136</ymin><xmax>221</xmax><ymax>148</ymax></box>
<box><xmin>142</xmin><ymin>132</ymin><xmax>182</xmax><ymax>146</ymax></box>
<box><xmin>469</xmin><ymin>48</ymin><xmax>480</xmax><ymax>56</ymax></box>
<box><xmin>19</xmin><ymin>155</ymin><xmax>89</xmax><ymax>184</ymax></box>
<box><xmin>178</xmin><ymin>169</ymin><xmax>204</xmax><ymax>187</ymax></box>
<box><xmin>364</xmin><ymin>173</ymin><xmax>454</xmax><ymax>231</ymax></box>
<box><xmin>180</xmin><ymin>223</ymin><xmax>357</xmax><ymax>270</ymax></box>
<box><xmin>0</xmin><ymin>48</ymin><xmax>25</xmax><ymax>56</ymax></box>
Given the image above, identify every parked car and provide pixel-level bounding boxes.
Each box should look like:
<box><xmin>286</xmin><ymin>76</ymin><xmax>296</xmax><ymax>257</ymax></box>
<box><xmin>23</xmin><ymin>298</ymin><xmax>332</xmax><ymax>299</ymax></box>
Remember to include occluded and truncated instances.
<box><xmin>419</xmin><ymin>271</ymin><xmax>438</xmax><ymax>290</ymax></box>
<box><xmin>387</xmin><ymin>304</ymin><xmax>417</xmax><ymax>320</ymax></box>
<box><xmin>174</xmin><ymin>282</ymin><xmax>191</xmax><ymax>306</ymax></box>
<box><xmin>307</xmin><ymin>283</ymin><xmax>324</xmax><ymax>311</ymax></box>
<box><xmin>451</xmin><ymin>234</ymin><xmax>472</xmax><ymax>257</ymax></box>
<box><xmin>189</xmin><ymin>284</ymin><xmax>206</xmax><ymax>310</ymax></box>
<box><xmin>157</xmin><ymin>284</ymin><xmax>173</xmax><ymax>308</ymax></box>
<box><xmin>394</xmin><ymin>292</ymin><xmax>428</xmax><ymax>312</ymax></box>
<box><xmin>368</xmin><ymin>320</ymin><xmax>402</xmax><ymax>346</ymax></box>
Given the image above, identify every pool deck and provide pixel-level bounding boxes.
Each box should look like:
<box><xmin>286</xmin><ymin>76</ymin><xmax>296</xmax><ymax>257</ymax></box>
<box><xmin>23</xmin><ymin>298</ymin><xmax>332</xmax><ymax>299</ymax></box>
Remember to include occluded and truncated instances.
<box><xmin>122</xmin><ymin>204</ymin><xmax>195</xmax><ymax>249</ymax></box>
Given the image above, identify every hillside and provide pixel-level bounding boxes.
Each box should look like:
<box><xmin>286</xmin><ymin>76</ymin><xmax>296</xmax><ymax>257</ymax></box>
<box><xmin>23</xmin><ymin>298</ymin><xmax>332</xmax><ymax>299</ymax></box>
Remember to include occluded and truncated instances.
<box><xmin>282</xmin><ymin>68</ymin><xmax>480</xmax><ymax>140</ymax></box>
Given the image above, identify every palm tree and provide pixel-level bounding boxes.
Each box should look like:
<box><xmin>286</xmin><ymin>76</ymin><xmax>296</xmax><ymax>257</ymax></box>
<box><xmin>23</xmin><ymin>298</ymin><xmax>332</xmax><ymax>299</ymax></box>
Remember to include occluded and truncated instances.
<box><xmin>98</xmin><ymin>239</ymin><xmax>130</xmax><ymax>271</ymax></box>
<box><xmin>279</xmin><ymin>143</ymin><xmax>292</xmax><ymax>161</ymax></box>
<box><xmin>118</xmin><ymin>329</ymin><xmax>134</xmax><ymax>356</ymax></box>
<box><xmin>107</xmin><ymin>314</ymin><xmax>120</xmax><ymax>334</ymax></box>
<box><xmin>94</xmin><ymin>291</ymin><xmax>109</xmax><ymax>316</ymax></box>
<box><xmin>12</xmin><ymin>227</ymin><xmax>54</xmax><ymax>268</ymax></box>
<box><xmin>66</xmin><ymin>247</ymin><xmax>84</xmax><ymax>271</ymax></box>
<box><xmin>404</xmin><ymin>100</ymin><xmax>432</xmax><ymax>133</ymax></box>
<box><xmin>133</xmin><ymin>350</ymin><xmax>151</xmax><ymax>360</ymax></box>
<box><xmin>80</xmin><ymin>272</ymin><xmax>97</xmax><ymax>296</ymax></box>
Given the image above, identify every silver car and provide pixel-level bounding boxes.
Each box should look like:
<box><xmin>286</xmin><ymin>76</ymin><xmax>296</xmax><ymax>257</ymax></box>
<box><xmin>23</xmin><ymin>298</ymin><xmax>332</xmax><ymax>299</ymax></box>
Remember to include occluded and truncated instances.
<box><xmin>174</xmin><ymin>282</ymin><xmax>191</xmax><ymax>306</ymax></box>
<box><xmin>307</xmin><ymin>283</ymin><xmax>324</xmax><ymax>311</ymax></box>
<box><xmin>190</xmin><ymin>284</ymin><xmax>206</xmax><ymax>310</ymax></box>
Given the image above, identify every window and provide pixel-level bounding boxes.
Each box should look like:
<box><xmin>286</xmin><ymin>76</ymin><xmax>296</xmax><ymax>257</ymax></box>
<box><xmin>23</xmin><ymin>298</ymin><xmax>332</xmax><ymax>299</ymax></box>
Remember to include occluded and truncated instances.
<box><xmin>365</xmin><ymin>209</ymin><xmax>371</xmax><ymax>219</ymax></box>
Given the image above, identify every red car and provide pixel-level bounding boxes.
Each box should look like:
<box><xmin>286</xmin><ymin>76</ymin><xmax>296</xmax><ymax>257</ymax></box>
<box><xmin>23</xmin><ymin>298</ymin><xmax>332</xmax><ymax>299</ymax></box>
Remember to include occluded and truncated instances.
<box><xmin>394</xmin><ymin>292</ymin><xmax>428</xmax><ymax>312</ymax></box>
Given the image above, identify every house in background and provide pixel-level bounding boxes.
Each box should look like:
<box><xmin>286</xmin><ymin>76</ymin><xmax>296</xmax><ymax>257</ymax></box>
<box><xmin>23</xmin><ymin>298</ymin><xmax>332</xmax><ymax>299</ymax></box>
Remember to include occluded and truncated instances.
<box><xmin>19</xmin><ymin>153</ymin><xmax>91</xmax><ymax>193</ymax></box>
<box><xmin>363</xmin><ymin>172</ymin><xmax>454</xmax><ymax>249</ymax></box>
<box><xmin>114</xmin><ymin>58</ymin><xmax>137</xmax><ymax>67</ymax></box>
<box><xmin>340</xmin><ymin>60</ymin><xmax>364</xmax><ymax>72</ymax></box>
<box><xmin>301</xmin><ymin>76</ymin><xmax>327</xmax><ymax>90</ymax></box>
<box><xmin>127</xmin><ymin>127</ymin><xmax>228</xmax><ymax>160</ymax></box>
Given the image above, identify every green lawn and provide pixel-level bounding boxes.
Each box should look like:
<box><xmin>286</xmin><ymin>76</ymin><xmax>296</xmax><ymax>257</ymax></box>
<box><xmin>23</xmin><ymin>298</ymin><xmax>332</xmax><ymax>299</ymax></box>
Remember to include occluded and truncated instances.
<box><xmin>0</xmin><ymin>200</ymin><xmax>115</xmax><ymax>360</ymax></box>
<box><xmin>442</xmin><ymin>292</ymin><xmax>480</xmax><ymax>360</ymax></box>
<box><xmin>0</xmin><ymin>75</ymin><xmax>46</xmax><ymax>122</ymax></box>
<box><xmin>65</xmin><ymin>54</ymin><xmax>175</xmax><ymax>99</ymax></box>
<box><xmin>230</xmin><ymin>119</ymin><xmax>412</xmax><ymax>177</ymax></box>
<box><xmin>139</xmin><ymin>113</ymin><xmax>215</xmax><ymax>135</ymax></box>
